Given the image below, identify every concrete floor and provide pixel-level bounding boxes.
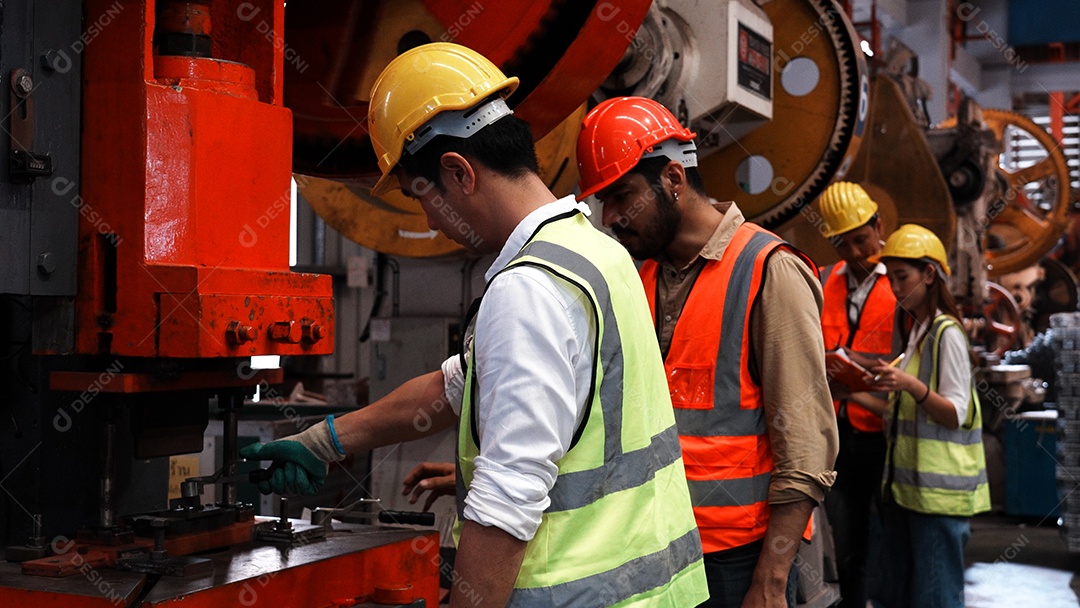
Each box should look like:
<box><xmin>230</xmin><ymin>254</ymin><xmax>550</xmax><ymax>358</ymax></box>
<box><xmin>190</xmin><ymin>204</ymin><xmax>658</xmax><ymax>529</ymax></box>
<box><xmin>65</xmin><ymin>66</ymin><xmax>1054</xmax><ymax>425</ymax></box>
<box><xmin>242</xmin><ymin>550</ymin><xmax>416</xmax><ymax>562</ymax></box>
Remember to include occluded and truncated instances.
<box><xmin>965</xmin><ymin>515</ymin><xmax>1080</xmax><ymax>607</ymax></box>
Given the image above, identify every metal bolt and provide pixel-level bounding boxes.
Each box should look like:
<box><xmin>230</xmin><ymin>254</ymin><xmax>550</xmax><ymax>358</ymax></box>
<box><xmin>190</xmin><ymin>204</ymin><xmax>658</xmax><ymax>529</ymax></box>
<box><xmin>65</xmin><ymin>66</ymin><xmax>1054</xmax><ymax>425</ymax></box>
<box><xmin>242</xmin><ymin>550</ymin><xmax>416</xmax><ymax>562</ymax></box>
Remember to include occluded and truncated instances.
<box><xmin>15</xmin><ymin>74</ymin><xmax>33</xmax><ymax>96</ymax></box>
<box><xmin>226</xmin><ymin>320</ymin><xmax>257</xmax><ymax>344</ymax></box>
<box><xmin>41</xmin><ymin>51</ymin><xmax>61</xmax><ymax>73</ymax></box>
<box><xmin>302</xmin><ymin>322</ymin><xmax>325</xmax><ymax>343</ymax></box>
<box><xmin>36</xmin><ymin>252</ymin><xmax>55</xmax><ymax>275</ymax></box>
<box><xmin>150</xmin><ymin>518</ymin><xmax>169</xmax><ymax>561</ymax></box>
<box><xmin>269</xmin><ymin>320</ymin><xmax>301</xmax><ymax>343</ymax></box>
<box><xmin>275</xmin><ymin>497</ymin><xmax>292</xmax><ymax>532</ymax></box>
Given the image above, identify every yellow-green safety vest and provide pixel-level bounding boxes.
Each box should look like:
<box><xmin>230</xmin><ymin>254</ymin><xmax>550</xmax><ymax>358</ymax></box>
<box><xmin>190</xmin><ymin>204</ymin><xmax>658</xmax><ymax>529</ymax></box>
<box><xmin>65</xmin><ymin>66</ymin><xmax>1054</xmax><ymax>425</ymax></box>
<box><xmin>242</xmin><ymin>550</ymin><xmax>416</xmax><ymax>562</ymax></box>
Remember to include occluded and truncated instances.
<box><xmin>456</xmin><ymin>210</ymin><xmax>707</xmax><ymax>607</ymax></box>
<box><xmin>884</xmin><ymin>314</ymin><xmax>990</xmax><ymax>517</ymax></box>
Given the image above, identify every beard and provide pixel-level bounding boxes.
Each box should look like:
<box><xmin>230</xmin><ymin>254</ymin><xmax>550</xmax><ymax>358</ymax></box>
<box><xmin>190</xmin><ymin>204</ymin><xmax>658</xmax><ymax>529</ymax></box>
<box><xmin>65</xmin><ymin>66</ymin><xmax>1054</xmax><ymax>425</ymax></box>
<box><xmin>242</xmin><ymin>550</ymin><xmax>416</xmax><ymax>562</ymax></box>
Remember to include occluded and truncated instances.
<box><xmin>610</xmin><ymin>187</ymin><xmax>682</xmax><ymax>261</ymax></box>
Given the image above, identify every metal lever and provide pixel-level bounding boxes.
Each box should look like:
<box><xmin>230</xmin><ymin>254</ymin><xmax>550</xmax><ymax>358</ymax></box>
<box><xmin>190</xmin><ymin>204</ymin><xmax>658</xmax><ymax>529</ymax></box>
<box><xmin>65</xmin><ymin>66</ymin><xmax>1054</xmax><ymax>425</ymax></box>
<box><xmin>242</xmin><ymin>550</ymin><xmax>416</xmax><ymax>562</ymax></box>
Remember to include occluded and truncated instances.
<box><xmin>310</xmin><ymin>499</ymin><xmax>436</xmax><ymax>527</ymax></box>
<box><xmin>179</xmin><ymin>460</ymin><xmax>267</xmax><ymax>499</ymax></box>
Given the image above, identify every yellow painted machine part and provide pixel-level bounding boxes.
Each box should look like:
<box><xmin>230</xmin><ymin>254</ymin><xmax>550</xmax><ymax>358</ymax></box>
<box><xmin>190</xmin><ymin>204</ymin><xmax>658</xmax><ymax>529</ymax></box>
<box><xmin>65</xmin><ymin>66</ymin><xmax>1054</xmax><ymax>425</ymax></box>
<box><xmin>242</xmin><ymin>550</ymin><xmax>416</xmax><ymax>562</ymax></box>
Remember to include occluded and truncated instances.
<box><xmin>698</xmin><ymin>0</ymin><xmax>866</xmax><ymax>228</ymax></box>
<box><xmin>775</xmin><ymin>76</ymin><xmax>956</xmax><ymax>267</ymax></box>
<box><xmin>298</xmin><ymin>104</ymin><xmax>586</xmax><ymax>258</ymax></box>
<box><xmin>941</xmin><ymin>109</ymin><xmax>1072</xmax><ymax>278</ymax></box>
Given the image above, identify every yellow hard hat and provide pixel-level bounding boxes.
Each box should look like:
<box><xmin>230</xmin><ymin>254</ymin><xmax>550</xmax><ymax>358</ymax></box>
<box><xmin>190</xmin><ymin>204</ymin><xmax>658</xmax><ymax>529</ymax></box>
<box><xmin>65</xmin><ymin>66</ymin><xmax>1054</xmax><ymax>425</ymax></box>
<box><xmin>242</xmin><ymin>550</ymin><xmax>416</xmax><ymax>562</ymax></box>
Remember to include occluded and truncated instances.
<box><xmin>881</xmin><ymin>224</ymin><xmax>951</xmax><ymax>276</ymax></box>
<box><xmin>817</xmin><ymin>181</ymin><xmax>879</xmax><ymax>237</ymax></box>
<box><xmin>368</xmin><ymin>43</ymin><xmax>520</xmax><ymax>196</ymax></box>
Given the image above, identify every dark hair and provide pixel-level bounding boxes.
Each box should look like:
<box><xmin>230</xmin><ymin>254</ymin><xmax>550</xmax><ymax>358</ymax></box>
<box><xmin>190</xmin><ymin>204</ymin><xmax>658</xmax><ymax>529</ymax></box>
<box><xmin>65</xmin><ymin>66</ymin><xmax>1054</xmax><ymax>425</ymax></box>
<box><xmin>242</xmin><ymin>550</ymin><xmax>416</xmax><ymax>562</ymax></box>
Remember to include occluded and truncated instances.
<box><xmin>926</xmin><ymin>268</ymin><xmax>964</xmax><ymax>326</ymax></box>
<box><xmin>627</xmin><ymin>156</ymin><xmax>708</xmax><ymax>196</ymax></box>
<box><xmin>397</xmin><ymin>112</ymin><xmax>539</xmax><ymax>192</ymax></box>
<box><xmin>890</xmin><ymin>258</ymin><xmax>977</xmax><ymax>365</ymax></box>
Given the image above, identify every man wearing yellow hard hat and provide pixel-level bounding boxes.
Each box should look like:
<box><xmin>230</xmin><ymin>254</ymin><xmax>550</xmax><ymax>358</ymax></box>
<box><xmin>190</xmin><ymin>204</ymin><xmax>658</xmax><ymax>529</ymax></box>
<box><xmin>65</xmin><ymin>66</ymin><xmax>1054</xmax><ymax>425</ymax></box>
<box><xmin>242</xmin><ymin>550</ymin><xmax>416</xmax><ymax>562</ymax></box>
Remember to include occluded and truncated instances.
<box><xmin>243</xmin><ymin>43</ymin><xmax>708</xmax><ymax>607</ymax></box>
<box><xmin>814</xmin><ymin>181</ymin><xmax>896</xmax><ymax>608</ymax></box>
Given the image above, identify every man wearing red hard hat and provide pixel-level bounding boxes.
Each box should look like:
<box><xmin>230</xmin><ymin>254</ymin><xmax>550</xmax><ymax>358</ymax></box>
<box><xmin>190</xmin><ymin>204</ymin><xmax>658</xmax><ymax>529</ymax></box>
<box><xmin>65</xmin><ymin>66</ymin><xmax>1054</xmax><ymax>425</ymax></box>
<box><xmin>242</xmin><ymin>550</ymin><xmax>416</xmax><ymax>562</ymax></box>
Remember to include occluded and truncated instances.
<box><xmin>577</xmin><ymin>96</ymin><xmax>839</xmax><ymax>608</ymax></box>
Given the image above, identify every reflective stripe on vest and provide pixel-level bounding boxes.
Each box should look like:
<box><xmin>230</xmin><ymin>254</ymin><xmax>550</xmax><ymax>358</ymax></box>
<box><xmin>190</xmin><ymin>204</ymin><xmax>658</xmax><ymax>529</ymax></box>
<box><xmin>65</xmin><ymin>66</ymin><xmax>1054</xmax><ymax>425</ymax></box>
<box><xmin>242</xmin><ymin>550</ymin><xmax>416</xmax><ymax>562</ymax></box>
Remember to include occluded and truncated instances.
<box><xmin>641</xmin><ymin>223</ymin><xmax>816</xmax><ymax>553</ymax></box>
<box><xmin>821</xmin><ymin>261</ymin><xmax>896</xmax><ymax>433</ymax></box>
<box><xmin>457</xmin><ymin>211</ymin><xmax>706</xmax><ymax>606</ymax></box>
<box><xmin>885</xmin><ymin>314</ymin><xmax>991</xmax><ymax>517</ymax></box>
<box><xmin>686</xmin><ymin>473</ymin><xmax>771</xmax><ymax>507</ymax></box>
<box><xmin>892</xmin><ymin>468</ymin><xmax>989</xmax><ymax>491</ymax></box>
<box><xmin>509</xmin><ymin>528</ymin><xmax>702</xmax><ymax>607</ymax></box>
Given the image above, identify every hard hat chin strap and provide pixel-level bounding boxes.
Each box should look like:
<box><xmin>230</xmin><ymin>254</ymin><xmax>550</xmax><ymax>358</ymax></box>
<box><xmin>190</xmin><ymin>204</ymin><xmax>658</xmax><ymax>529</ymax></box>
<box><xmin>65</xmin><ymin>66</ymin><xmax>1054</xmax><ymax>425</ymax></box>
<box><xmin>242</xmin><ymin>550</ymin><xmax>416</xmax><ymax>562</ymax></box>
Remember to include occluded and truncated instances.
<box><xmin>404</xmin><ymin>98</ymin><xmax>513</xmax><ymax>156</ymax></box>
<box><xmin>641</xmin><ymin>138</ymin><xmax>698</xmax><ymax>169</ymax></box>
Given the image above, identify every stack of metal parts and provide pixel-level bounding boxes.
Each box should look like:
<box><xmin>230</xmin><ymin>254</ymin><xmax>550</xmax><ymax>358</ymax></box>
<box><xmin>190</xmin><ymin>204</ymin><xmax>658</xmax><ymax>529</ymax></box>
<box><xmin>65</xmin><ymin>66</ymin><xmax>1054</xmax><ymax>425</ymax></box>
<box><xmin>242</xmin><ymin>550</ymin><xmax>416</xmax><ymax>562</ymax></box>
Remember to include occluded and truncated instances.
<box><xmin>1051</xmin><ymin>312</ymin><xmax>1080</xmax><ymax>551</ymax></box>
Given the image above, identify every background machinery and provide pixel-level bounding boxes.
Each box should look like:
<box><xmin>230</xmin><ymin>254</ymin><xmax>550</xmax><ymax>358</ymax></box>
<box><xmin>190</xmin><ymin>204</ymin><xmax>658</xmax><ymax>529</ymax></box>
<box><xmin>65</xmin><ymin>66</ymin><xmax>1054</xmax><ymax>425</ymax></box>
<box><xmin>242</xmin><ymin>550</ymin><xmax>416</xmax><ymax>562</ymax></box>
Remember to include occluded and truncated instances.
<box><xmin>1</xmin><ymin>0</ymin><xmax>1074</xmax><ymax>606</ymax></box>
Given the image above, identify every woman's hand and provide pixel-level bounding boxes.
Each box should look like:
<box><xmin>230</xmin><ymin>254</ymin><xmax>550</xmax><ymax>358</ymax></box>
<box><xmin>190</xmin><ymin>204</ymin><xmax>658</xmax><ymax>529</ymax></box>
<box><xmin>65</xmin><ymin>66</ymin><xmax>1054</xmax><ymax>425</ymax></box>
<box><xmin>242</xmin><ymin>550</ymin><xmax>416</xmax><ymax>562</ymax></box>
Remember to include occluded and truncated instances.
<box><xmin>401</xmin><ymin>462</ymin><xmax>456</xmax><ymax>511</ymax></box>
<box><xmin>870</xmin><ymin>359</ymin><xmax>920</xmax><ymax>396</ymax></box>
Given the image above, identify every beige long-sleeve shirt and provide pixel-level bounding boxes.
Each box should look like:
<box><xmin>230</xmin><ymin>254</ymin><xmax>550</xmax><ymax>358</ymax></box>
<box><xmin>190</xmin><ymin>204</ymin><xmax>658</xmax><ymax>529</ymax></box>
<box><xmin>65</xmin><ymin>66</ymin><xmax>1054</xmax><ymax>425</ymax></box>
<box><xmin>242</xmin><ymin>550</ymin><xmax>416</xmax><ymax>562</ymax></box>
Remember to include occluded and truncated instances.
<box><xmin>654</xmin><ymin>202</ymin><xmax>839</xmax><ymax>504</ymax></box>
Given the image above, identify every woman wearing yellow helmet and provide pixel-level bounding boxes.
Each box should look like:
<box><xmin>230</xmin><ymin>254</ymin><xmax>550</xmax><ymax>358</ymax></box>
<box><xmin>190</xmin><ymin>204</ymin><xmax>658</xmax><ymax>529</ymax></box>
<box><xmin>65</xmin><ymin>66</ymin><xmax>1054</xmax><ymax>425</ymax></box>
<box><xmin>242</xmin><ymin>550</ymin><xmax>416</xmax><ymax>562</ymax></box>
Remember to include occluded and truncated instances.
<box><xmin>853</xmin><ymin>224</ymin><xmax>989</xmax><ymax>608</ymax></box>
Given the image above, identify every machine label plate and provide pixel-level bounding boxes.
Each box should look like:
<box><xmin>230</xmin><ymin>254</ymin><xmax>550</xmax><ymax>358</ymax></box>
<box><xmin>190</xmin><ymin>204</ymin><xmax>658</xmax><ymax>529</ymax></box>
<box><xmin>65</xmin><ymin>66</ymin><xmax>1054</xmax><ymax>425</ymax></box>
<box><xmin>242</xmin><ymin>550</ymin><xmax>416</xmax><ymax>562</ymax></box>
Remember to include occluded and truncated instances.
<box><xmin>738</xmin><ymin>24</ymin><xmax>772</xmax><ymax>100</ymax></box>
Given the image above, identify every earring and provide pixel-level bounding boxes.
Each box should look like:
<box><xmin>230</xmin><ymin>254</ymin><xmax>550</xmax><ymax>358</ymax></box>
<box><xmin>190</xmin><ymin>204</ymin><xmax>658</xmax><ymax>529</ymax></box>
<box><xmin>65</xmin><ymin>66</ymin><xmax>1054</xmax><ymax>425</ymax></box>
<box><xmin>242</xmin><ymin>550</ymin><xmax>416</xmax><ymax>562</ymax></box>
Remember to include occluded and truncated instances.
<box><xmin>674</xmin><ymin>191</ymin><xmax>679</xmax><ymax>203</ymax></box>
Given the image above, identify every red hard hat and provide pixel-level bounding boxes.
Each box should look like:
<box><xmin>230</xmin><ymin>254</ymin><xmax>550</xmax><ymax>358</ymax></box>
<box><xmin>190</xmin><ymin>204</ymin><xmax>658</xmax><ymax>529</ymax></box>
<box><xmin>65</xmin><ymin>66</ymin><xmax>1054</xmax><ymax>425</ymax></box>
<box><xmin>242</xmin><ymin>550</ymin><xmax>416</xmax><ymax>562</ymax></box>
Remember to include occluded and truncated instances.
<box><xmin>576</xmin><ymin>97</ymin><xmax>697</xmax><ymax>200</ymax></box>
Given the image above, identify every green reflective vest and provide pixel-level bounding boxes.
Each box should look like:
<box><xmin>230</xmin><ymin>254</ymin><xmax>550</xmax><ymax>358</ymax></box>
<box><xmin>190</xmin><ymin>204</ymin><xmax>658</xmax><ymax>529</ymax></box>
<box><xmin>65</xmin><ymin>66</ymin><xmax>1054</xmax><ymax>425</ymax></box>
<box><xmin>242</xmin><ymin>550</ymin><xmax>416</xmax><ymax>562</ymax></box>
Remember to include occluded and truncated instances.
<box><xmin>885</xmin><ymin>314</ymin><xmax>991</xmax><ymax>517</ymax></box>
<box><xmin>456</xmin><ymin>211</ymin><xmax>707</xmax><ymax>607</ymax></box>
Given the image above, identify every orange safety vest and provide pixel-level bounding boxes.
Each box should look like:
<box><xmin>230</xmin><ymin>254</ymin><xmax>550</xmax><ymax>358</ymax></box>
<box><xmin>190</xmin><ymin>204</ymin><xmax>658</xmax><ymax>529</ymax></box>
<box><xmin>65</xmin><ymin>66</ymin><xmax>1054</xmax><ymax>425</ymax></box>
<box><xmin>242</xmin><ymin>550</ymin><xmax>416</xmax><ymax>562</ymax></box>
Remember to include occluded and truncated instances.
<box><xmin>820</xmin><ymin>261</ymin><xmax>896</xmax><ymax>433</ymax></box>
<box><xmin>641</xmin><ymin>223</ymin><xmax>816</xmax><ymax>554</ymax></box>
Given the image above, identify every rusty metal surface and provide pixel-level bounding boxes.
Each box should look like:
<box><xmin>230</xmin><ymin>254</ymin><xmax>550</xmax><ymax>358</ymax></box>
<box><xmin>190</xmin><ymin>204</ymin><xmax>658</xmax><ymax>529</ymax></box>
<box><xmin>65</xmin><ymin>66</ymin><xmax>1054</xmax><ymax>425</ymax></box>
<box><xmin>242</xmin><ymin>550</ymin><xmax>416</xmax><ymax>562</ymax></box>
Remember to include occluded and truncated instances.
<box><xmin>0</xmin><ymin>560</ymin><xmax>146</xmax><ymax>605</ymax></box>
<box><xmin>77</xmin><ymin>0</ymin><xmax>333</xmax><ymax>358</ymax></box>
<box><xmin>0</xmin><ymin>525</ymin><xmax>438</xmax><ymax>607</ymax></box>
<box><xmin>21</xmin><ymin>549</ymin><xmax>111</xmax><ymax>577</ymax></box>
<box><xmin>142</xmin><ymin>525</ymin><xmax>439</xmax><ymax>605</ymax></box>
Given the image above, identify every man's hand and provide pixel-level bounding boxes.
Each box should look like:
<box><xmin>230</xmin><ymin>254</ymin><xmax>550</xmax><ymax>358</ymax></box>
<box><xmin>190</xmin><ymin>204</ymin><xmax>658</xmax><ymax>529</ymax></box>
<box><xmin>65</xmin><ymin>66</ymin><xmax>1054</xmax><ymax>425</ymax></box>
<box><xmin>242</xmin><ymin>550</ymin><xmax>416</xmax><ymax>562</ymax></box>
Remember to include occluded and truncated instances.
<box><xmin>453</xmin><ymin>520</ymin><xmax>527</xmax><ymax>607</ymax></box>
<box><xmin>742</xmin><ymin>499</ymin><xmax>815</xmax><ymax>608</ymax></box>
<box><xmin>402</xmin><ymin>462</ymin><xmax>456</xmax><ymax>511</ymax></box>
<box><xmin>240</xmin><ymin>417</ymin><xmax>345</xmax><ymax>495</ymax></box>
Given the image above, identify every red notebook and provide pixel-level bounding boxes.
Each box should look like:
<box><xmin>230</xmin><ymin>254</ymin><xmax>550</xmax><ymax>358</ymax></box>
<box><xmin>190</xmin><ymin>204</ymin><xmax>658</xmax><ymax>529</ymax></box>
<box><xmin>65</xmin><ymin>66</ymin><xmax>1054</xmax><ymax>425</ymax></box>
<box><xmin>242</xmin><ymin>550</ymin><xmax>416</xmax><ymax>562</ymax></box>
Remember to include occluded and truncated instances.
<box><xmin>825</xmin><ymin>348</ymin><xmax>879</xmax><ymax>393</ymax></box>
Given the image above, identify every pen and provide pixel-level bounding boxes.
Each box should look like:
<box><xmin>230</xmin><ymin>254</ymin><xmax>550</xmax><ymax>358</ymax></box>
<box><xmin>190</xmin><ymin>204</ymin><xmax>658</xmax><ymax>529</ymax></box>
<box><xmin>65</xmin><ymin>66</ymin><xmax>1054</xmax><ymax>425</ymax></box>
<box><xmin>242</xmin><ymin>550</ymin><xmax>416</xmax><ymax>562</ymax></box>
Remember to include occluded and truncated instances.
<box><xmin>873</xmin><ymin>353</ymin><xmax>906</xmax><ymax>382</ymax></box>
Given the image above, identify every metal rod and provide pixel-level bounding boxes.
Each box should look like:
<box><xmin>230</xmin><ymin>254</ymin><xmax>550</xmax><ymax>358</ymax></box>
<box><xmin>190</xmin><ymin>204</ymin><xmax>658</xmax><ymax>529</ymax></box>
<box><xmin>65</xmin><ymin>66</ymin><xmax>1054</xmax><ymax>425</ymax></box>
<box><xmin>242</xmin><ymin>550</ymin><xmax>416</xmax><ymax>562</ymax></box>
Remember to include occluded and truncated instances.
<box><xmin>100</xmin><ymin>420</ymin><xmax>115</xmax><ymax>528</ymax></box>
<box><xmin>314</xmin><ymin>215</ymin><xmax>326</xmax><ymax>267</ymax></box>
<box><xmin>221</xmin><ymin>394</ymin><xmax>240</xmax><ymax>505</ymax></box>
<box><xmin>31</xmin><ymin>514</ymin><xmax>44</xmax><ymax>548</ymax></box>
<box><xmin>386</xmin><ymin>257</ymin><xmax>401</xmax><ymax>317</ymax></box>
<box><xmin>275</xmin><ymin>496</ymin><xmax>292</xmax><ymax>532</ymax></box>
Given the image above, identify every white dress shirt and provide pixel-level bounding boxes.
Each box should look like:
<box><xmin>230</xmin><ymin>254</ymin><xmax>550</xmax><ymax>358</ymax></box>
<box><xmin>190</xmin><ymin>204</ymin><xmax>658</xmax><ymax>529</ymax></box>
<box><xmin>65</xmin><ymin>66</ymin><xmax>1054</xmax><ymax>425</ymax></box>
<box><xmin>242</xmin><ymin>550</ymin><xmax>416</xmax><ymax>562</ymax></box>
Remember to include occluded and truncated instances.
<box><xmin>440</xmin><ymin>195</ymin><xmax>596</xmax><ymax>541</ymax></box>
<box><xmin>835</xmin><ymin>259</ymin><xmax>888</xmax><ymax>327</ymax></box>
<box><xmin>901</xmin><ymin>310</ymin><xmax>971</xmax><ymax>425</ymax></box>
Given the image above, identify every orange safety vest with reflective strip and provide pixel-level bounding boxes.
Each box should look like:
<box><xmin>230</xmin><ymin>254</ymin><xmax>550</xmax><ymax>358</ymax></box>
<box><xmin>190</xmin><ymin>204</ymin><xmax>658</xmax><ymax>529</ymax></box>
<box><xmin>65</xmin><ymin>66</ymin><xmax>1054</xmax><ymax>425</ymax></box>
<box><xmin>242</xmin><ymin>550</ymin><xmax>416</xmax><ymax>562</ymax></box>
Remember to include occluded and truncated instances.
<box><xmin>820</xmin><ymin>262</ymin><xmax>896</xmax><ymax>433</ymax></box>
<box><xmin>641</xmin><ymin>222</ymin><xmax>817</xmax><ymax>554</ymax></box>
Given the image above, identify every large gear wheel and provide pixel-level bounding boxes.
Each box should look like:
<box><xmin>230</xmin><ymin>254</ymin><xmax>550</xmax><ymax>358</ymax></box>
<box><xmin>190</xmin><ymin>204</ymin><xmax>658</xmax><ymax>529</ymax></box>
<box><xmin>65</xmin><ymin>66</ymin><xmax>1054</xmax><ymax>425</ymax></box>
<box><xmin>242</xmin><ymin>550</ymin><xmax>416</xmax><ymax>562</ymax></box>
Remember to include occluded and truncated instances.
<box><xmin>297</xmin><ymin>104</ymin><xmax>587</xmax><ymax>258</ymax></box>
<box><xmin>943</xmin><ymin>109</ymin><xmax>1073</xmax><ymax>278</ymax></box>
<box><xmin>283</xmin><ymin>0</ymin><xmax>649</xmax><ymax>257</ymax></box>
<box><xmin>284</xmin><ymin>0</ymin><xmax>649</xmax><ymax>179</ymax></box>
<box><xmin>696</xmin><ymin>0</ymin><xmax>868</xmax><ymax>229</ymax></box>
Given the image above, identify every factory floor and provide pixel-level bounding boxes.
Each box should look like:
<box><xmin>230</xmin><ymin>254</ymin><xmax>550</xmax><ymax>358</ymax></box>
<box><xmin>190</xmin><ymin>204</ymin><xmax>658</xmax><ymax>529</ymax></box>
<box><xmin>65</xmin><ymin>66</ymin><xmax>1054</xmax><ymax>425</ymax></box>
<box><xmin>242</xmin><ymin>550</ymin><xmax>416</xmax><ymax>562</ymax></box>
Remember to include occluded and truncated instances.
<box><xmin>964</xmin><ymin>514</ymin><xmax>1080</xmax><ymax>607</ymax></box>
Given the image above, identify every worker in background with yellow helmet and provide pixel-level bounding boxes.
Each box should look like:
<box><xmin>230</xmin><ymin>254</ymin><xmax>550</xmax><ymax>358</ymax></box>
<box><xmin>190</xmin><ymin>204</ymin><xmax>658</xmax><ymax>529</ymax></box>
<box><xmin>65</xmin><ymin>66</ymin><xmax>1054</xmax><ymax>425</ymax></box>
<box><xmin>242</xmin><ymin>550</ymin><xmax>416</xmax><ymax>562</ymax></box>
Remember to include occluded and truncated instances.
<box><xmin>243</xmin><ymin>43</ymin><xmax>708</xmax><ymax>607</ymax></box>
<box><xmin>814</xmin><ymin>181</ymin><xmax>895</xmax><ymax>608</ymax></box>
<box><xmin>864</xmin><ymin>224</ymin><xmax>990</xmax><ymax>608</ymax></box>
